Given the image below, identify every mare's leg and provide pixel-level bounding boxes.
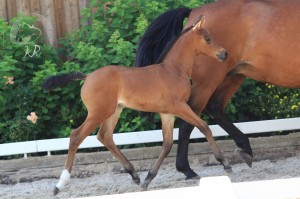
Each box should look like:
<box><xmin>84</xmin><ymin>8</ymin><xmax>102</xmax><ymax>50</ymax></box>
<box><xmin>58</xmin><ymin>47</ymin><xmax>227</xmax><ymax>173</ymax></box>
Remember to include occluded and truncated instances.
<box><xmin>141</xmin><ymin>113</ymin><xmax>175</xmax><ymax>189</ymax></box>
<box><xmin>176</xmin><ymin>118</ymin><xmax>198</xmax><ymax>179</ymax></box>
<box><xmin>174</xmin><ymin>103</ymin><xmax>231</xmax><ymax>171</ymax></box>
<box><xmin>54</xmin><ymin>114</ymin><xmax>103</xmax><ymax>195</ymax></box>
<box><xmin>204</xmin><ymin>74</ymin><xmax>253</xmax><ymax>167</ymax></box>
<box><xmin>97</xmin><ymin>105</ymin><xmax>140</xmax><ymax>185</ymax></box>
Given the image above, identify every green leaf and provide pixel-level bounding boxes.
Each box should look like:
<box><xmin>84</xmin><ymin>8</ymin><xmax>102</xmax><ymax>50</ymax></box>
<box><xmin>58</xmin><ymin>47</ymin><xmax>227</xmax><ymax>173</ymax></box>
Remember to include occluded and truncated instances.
<box><xmin>47</xmin><ymin>103</ymin><xmax>56</xmax><ymax>109</ymax></box>
<box><xmin>43</xmin><ymin>115</ymin><xmax>51</xmax><ymax>120</ymax></box>
<box><xmin>42</xmin><ymin>108</ymin><xmax>48</xmax><ymax>114</ymax></box>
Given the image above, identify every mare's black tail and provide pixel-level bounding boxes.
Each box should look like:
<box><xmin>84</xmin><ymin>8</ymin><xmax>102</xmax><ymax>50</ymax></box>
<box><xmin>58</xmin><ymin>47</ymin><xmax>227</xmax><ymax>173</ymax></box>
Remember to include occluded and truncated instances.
<box><xmin>42</xmin><ymin>72</ymin><xmax>87</xmax><ymax>91</ymax></box>
<box><xmin>135</xmin><ymin>7</ymin><xmax>192</xmax><ymax>67</ymax></box>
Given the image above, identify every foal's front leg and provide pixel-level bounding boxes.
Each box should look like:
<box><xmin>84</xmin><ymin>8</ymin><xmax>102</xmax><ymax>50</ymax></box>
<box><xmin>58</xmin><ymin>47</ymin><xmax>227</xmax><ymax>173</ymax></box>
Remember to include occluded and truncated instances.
<box><xmin>174</xmin><ymin>103</ymin><xmax>232</xmax><ymax>171</ymax></box>
<box><xmin>141</xmin><ymin>113</ymin><xmax>175</xmax><ymax>189</ymax></box>
<box><xmin>204</xmin><ymin>74</ymin><xmax>253</xmax><ymax>167</ymax></box>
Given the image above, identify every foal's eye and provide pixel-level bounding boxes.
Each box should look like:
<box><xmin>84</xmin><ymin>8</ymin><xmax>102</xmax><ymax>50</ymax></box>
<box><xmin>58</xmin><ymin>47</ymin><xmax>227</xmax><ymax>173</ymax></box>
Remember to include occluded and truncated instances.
<box><xmin>204</xmin><ymin>36</ymin><xmax>211</xmax><ymax>44</ymax></box>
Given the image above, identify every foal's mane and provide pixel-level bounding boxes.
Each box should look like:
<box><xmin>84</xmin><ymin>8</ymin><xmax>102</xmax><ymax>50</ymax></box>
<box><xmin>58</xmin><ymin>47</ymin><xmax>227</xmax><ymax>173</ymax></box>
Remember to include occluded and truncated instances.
<box><xmin>154</xmin><ymin>16</ymin><xmax>202</xmax><ymax>64</ymax></box>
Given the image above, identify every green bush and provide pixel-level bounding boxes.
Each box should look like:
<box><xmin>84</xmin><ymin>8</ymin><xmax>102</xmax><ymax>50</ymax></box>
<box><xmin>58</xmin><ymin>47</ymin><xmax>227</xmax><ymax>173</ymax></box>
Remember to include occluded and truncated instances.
<box><xmin>0</xmin><ymin>15</ymin><xmax>60</xmax><ymax>143</ymax></box>
<box><xmin>0</xmin><ymin>0</ymin><xmax>299</xmax><ymax>145</ymax></box>
<box><xmin>0</xmin><ymin>1</ymin><xmax>210</xmax><ymax>143</ymax></box>
<box><xmin>225</xmin><ymin>79</ymin><xmax>300</xmax><ymax>122</ymax></box>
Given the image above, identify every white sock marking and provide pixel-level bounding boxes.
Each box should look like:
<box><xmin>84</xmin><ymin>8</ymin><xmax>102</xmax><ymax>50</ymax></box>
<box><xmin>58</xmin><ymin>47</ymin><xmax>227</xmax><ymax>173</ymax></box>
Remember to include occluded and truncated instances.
<box><xmin>56</xmin><ymin>169</ymin><xmax>71</xmax><ymax>190</ymax></box>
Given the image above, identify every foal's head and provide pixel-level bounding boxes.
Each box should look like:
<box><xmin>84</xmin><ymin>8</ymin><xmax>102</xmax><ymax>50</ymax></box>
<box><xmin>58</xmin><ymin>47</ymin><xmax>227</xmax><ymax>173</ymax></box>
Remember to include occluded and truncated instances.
<box><xmin>188</xmin><ymin>16</ymin><xmax>228</xmax><ymax>62</ymax></box>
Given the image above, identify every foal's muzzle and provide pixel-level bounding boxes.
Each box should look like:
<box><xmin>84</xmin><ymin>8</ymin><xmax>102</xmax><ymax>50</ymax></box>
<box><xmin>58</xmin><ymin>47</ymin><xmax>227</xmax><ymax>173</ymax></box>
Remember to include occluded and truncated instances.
<box><xmin>216</xmin><ymin>49</ymin><xmax>228</xmax><ymax>62</ymax></box>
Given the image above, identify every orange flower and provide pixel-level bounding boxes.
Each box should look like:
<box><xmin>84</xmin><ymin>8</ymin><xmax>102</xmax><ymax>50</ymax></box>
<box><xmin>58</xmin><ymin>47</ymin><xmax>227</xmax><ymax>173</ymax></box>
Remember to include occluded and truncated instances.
<box><xmin>27</xmin><ymin>112</ymin><xmax>38</xmax><ymax>124</ymax></box>
<box><xmin>3</xmin><ymin>76</ymin><xmax>14</xmax><ymax>85</ymax></box>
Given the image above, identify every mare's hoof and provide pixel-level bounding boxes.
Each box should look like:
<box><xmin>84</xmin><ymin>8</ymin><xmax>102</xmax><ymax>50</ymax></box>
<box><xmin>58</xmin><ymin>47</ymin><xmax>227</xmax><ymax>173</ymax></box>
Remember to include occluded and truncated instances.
<box><xmin>53</xmin><ymin>186</ymin><xmax>59</xmax><ymax>196</ymax></box>
<box><xmin>239</xmin><ymin>150</ymin><xmax>253</xmax><ymax>167</ymax></box>
<box><xmin>182</xmin><ymin>170</ymin><xmax>199</xmax><ymax>180</ymax></box>
<box><xmin>185</xmin><ymin>174</ymin><xmax>200</xmax><ymax>180</ymax></box>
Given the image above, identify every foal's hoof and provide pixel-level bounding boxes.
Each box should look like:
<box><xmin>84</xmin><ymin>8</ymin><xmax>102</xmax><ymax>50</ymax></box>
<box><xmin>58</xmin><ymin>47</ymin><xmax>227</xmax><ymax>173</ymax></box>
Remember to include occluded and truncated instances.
<box><xmin>221</xmin><ymin>158</ymin><xmax>232</xmax><ymax>173</ymax></box>
<box><xmin>133</xmin><ymin>177</ymin><xmax>141</xmax><ymax>185</ymax></box>
<box><xmin>140</xmin><ymin>182</ymin><xmax>148</xmax><ymax>191</ymax></box>
<box><xmin>53</xmin><ymin>186</ymin><xmax>59</xmax><ymax>196</ymax></box>
<box><xmin>224</xmin><ymin>165</ymin><xmax>233</xmax><ymax>173</ymax></box>
<box><xmin>239</xmin><ymin>150</ymin><xmax>253</xmax><ymax>167</ymax></box>
<box><xmin>131</xmin><ymin>173</ymin><xmax>140</xmax><ymax>185</ymax></box>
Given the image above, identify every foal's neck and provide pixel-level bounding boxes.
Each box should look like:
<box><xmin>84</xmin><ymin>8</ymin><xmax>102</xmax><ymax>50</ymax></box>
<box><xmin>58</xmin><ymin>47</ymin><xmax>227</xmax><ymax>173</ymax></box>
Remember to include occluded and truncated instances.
<box><xmin>162</xmin><ymin>34</ymin><xmax>195</xmax><ymax>78</ymax></box>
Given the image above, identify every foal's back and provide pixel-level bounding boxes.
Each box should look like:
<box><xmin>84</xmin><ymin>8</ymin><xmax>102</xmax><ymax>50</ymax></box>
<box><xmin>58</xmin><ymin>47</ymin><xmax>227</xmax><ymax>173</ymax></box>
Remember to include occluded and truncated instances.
<box><xmin>82</xmin><ymin>64</ymin><xmax>191</xmax><ymax>113</ymax></box>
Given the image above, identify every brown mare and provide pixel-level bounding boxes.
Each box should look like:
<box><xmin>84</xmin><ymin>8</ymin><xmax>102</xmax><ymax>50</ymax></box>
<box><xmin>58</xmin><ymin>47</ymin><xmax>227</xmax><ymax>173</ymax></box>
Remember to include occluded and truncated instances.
<box><xmin>42</xmin><ymin>17</ymin><xmax>230</xmax><ymax>195</ymax></box>
<box><xmin>135</xmin><ymin>0</ymin><xmax>300</xmax><ymax>179</ymax></box>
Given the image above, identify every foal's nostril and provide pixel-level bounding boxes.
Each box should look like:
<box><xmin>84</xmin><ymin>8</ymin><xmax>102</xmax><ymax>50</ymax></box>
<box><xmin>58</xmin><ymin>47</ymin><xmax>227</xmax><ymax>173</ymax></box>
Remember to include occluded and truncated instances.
<box><xmin>217</xmin><ymin>50</ymin><xmax>228</xmax><ymax>62</ymax></box>
<box><xmin>224</xmin><ymin>51</ymin><xmax>228</xmax><ymax>59</ymax></box>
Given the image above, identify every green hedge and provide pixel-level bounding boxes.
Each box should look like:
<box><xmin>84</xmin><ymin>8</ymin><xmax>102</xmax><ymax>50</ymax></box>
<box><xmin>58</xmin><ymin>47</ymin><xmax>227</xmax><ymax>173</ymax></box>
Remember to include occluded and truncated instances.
<box><xmin>226</xmin><ymin>79</ymin><xmax>300</xmax><ymax>122</ymax></box>
<box><xmin>0</xmin><ymin>0</ymin><xmax>299</xmax><ymax>144</ymax></box>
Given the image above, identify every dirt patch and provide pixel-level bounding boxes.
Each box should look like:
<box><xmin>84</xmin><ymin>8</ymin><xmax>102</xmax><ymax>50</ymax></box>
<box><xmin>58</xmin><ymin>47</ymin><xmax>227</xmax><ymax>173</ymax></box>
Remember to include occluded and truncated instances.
<box><xmin>1</xmin><ymin>133</ymin><xmax>300</xmax><ymax>198</ymax></box>
<box><xmin>1</xmin><ymin>156</ymin><xmax>300</xmax><ymax>199</ymax></box>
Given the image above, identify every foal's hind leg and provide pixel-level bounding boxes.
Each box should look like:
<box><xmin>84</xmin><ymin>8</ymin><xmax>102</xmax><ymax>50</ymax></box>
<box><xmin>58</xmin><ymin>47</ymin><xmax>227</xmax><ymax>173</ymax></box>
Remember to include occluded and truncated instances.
<box><xmin>54</xmin><ymin>115</ymin><xmax>102</xmax><ymax>195</ymax></box>
<box><xmin>97</xmin><ymin>105</ymin><xmax>140</xmax><ymax>185</ymax></box>
<box><xmin>174</xmin><ymin>103</ymin><xmax>231</xmax><ymax>171</ymax></box>
<box><xmin>141</xmin><ymin>113</ymin><xmax>175</xmax><ymax>189</ymax></box>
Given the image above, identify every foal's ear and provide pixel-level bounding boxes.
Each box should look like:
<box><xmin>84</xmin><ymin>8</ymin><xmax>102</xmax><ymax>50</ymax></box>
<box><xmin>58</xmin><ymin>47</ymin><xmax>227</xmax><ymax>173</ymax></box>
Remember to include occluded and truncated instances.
<box><xmin>192</xmin><ymin>15</ymin><xmax>205</xmax><ymax>32</ymax></box>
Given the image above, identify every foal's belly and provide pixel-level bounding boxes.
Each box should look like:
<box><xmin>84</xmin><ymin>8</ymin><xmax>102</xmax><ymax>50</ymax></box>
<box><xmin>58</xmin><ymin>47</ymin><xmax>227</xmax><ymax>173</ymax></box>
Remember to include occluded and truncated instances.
<box><xmin>119</xmin><ymin>99</ymin><xmax>168</xmax><ymax>113</ymax></box>
<box><xmin>118</xmin><ymin>84</ymin><xmax>190</xmax><ymax>114</ymax></box>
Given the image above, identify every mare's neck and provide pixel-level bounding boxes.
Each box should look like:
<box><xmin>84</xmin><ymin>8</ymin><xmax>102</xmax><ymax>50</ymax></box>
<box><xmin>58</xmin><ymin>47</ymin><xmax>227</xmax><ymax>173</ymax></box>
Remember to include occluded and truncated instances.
<box><xmin>162</xmin><ymin>34</ymin><xmax>195</xmax><ymax>78</ymax></box>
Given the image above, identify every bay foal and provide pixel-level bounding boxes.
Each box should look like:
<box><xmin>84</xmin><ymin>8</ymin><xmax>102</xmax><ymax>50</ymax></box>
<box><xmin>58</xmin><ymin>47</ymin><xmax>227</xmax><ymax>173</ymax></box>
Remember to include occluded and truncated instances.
<box><xmin>43</xmin><ymin>17</ymin><xmax>229</xmax><ymax>195</ymax></box>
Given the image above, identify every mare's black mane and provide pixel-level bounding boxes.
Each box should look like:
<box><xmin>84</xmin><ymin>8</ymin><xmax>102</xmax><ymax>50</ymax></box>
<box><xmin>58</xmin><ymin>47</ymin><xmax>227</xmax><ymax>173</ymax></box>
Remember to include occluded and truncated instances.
<box><xmin>154</xmin><ymin>24</ymin><xmax>194</xmax><ymax>64</ymax></box>
<box><xmin>135</xmin><ymin>7</ymin><xmax>192</xmax><ymax>67</ymax></box>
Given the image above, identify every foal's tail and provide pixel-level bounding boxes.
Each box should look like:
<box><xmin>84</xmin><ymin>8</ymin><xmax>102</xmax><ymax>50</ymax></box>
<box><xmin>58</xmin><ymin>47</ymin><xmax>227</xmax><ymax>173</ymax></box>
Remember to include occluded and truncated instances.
<box><xmin>42</xmin><ymin>72</ymin><xmax>87</xmax><ymax>91</ymax></box>
<box><xmin>135</xmin><ymin>7</ymin><xmax>192</xmax><ymax>67</ymax></box>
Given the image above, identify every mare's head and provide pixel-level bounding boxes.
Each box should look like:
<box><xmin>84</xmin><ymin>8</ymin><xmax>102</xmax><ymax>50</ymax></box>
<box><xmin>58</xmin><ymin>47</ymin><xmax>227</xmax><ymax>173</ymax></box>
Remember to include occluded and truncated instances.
<box><xmin>188</xmin><ymin>16</ymin><xmax>228</xmax><ymax>62</ymax></box>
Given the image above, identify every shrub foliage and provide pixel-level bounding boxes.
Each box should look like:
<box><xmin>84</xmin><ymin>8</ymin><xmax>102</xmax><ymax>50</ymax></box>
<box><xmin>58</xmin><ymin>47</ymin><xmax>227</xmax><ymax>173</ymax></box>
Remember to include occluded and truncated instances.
<box><xmin>0</xmin><ymin>0</ymin><xmax>299</xmax><ymax>144</ymax></box>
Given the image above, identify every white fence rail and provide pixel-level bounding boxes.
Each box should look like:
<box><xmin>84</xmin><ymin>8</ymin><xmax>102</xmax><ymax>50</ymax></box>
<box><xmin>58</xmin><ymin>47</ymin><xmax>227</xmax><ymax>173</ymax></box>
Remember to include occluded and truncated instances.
<box><xmin>1</xmin><ymin>118</ymin><xmax>300</xmax><ymax>158</ymax></box>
